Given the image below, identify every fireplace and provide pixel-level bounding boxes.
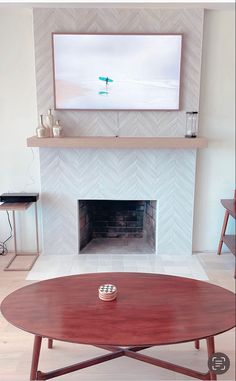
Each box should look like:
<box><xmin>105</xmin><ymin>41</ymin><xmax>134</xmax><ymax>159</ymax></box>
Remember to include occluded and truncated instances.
<box><xmin>79</xmin><ymin>200</ymin><xmax>156</xmax><ymax>253</ymax></box>
<box><xmin>39</xmin><ymin>148</ymin><xmax>196</xmax><ymax>256</ymax></box>
<box><xmin>33</xmin><ymin>8</ymin><xmax>204</xmax><ymax>257</ymax></box>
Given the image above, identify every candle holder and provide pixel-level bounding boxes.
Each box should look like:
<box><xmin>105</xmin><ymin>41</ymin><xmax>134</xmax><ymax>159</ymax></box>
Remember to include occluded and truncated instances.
<box><xmin>185</xmin><ymin>112</ymin><xmax>198</xmax><ymax>138</ymax></box>
<box><xmin>98</xmin><ymin>284</ymin><xmax>117</xmax><ymax>301</ymax></box>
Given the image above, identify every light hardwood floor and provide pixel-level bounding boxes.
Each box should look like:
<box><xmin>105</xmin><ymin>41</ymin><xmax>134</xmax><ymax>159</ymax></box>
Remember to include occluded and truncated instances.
<box><xmin>0</xmin><ymin>252</ymin><xmax>235</xmax><ymax>381</ymax></box>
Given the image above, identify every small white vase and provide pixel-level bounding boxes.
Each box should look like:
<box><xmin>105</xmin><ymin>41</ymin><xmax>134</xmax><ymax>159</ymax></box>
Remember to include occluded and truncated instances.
<box><xmin>52</xmin><ymin>120</ymin><xmax>63</xmax><ymax>137</ymax></box>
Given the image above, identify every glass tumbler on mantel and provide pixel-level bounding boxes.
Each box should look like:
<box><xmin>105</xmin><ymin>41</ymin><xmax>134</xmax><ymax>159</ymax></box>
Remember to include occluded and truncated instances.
<box><xmin>185</xmin><ymin>112</ymin><xmax>198</xmax><ymax>138</ymax></box>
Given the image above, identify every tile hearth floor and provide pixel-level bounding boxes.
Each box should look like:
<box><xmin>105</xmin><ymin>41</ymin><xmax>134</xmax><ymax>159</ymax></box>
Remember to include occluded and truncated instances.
<box><xmin>26</xmin><ymin>251</ymin><xmax>209</xmax><ymax>281</ymax></box>
<box><xmin>0</xmin><ymin>252</ymin><xmax>235</xmax><ymax>380</ymax></box>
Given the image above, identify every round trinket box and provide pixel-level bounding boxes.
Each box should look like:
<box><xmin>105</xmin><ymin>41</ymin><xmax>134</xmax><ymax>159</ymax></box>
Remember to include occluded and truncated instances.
<box><xmin>98</xmin><ymin>284</ymin><xmax>117</xmax><ymax>301</ymax></box>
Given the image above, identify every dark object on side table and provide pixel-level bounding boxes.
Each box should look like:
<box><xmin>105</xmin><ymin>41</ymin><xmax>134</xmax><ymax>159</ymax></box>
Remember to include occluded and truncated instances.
<box><xmin>0</xmin><ymin>193</ymin><xmax>39</xmax><ymax>203</ymax></box>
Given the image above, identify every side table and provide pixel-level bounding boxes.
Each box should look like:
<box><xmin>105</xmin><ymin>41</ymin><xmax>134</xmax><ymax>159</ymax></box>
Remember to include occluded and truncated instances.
<box><xmin>0</xmin><ymin>202</ymin><xmax>39</xmax><ymax>271</ymax></box>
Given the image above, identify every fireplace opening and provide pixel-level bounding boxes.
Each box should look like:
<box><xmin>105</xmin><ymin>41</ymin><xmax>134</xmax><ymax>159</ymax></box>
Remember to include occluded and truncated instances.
<box><xmin>79</xmin><ymin>200</ymin><xmax>156</xmax><ymax>254</ymax></box>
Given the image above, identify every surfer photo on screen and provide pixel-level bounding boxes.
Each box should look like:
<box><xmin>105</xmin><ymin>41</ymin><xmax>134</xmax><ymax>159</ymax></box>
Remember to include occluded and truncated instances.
<box><xmin>98</xmin><ymin>76</ymin><xmax>114</xmax><ymax>96</ymax></box>
<box><xmin>53</xmin><ymin>34</ymin><xmax>182</xmax><ymax>110</ymax></box>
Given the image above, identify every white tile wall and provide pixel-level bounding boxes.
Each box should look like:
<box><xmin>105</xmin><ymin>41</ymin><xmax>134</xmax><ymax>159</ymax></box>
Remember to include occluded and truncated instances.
<box><xmin>40</xmin><ymin>148</ymin><xmax>196</xmax><ymax>255</ymax></box>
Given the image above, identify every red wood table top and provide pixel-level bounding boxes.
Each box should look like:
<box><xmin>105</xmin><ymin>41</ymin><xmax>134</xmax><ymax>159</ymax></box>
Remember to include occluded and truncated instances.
<box><xmin>1</xmin><ymin>273</ymin><xmax>235</xmax><ymax>347</ymax></box>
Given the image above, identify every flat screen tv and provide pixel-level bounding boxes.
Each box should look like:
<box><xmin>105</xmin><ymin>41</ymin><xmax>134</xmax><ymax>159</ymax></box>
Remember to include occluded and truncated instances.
<box><xmin>52</xmin><ymin>33</ymin><xmax>182</xmax><ymax>111</ymax></box>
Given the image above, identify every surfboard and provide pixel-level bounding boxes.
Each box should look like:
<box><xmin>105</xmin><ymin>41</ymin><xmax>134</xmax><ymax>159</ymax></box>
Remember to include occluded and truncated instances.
<box><xmin>99</xmin><ymin>76</ymin><xmax>114</xmax><ymax>83</ymax></box>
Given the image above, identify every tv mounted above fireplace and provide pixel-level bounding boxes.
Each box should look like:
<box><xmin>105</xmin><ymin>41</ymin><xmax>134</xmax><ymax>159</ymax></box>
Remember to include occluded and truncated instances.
<box><xmin>52</xmin><ymin>33</ymin><xmax>182</xmax><ymax>111</ymax></box>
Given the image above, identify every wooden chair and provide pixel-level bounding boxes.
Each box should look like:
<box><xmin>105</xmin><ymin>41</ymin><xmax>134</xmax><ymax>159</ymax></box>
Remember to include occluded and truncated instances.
<box><xmin>217</xmin><ymin>190</ymin><xmax>236</xmax><ymax>277</ymax></box>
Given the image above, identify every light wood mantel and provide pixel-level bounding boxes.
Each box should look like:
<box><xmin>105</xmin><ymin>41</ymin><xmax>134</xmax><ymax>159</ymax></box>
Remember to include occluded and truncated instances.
<box><xmin>27</xmin><ymin>136</ymin><xmax>208</xmax><ymax>149</ymax></box>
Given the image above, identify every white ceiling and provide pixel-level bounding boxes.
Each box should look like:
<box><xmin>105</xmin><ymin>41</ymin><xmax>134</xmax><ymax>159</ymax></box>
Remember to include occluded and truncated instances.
<box><xmin>0</xmin><ymin>1</ymin><xmax>235</xmax><ymax>10</ymax></box>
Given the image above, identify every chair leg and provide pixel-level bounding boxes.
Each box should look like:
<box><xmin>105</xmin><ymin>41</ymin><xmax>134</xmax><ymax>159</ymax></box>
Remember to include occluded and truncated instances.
<box><xmin>217</xmin><ymin>210</ymin><xmax>229</xmax><ymax>255</ymax></box>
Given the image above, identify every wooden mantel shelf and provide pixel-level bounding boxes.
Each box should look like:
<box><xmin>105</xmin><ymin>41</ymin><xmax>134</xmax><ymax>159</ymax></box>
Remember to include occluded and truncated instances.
<box><xmin>27</xmin><ymin>136</ymin><xmax>208</xmax><ymax>149</ymax></box>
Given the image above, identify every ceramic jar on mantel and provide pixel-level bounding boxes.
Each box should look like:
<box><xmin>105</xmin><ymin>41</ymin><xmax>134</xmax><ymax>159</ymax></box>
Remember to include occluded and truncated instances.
<box><xmin>36</xmin><ymin>114</ymin><xmax>47</xmax><ymax>138</ymax></box>
<box><xmin>52</xmin><ymin>120</ymin><xmax>63</xmax><ymax>137</ymax></box>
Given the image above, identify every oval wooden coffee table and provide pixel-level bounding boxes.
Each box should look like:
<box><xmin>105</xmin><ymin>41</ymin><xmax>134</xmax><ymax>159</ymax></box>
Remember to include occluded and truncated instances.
<box><xmin>1</xmin><ymin>272</ymin><xmax>235</xmax><ymax>380</ymax></box>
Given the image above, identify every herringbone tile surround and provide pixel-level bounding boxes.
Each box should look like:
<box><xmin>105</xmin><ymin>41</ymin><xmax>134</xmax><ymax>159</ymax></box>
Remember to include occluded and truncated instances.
<box><xmin>34</xmin><ymin>8</ymin><xmax>204</xmax><ymax>256</ymax></box>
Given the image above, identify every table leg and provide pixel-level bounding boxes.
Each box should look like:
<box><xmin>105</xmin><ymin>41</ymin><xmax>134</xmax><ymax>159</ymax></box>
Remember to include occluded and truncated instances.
<box><xmin>30</xmin><ymin>335</ymin><xmax>42</xmax><ymax>381</ymax></box>
<box><xmin>48</xmin><ymin>339</ymin><xmax>53</xmax><ymax>349</ymax></box>
<box><xmin>12</xmin><ymin>210</ymin><xmax>17</xmax><ymax>253</ymax></box>
<box><xmin>195</xmin><ymin>340</ymin><xmax>200</xmax><ymax>350</ymax></box>
<box><xmin>206</xmin><ymin>336</ymin><xmax>217</xmax><ymax>380</ymax></box>
<box><xmin>34</xmin><ymin>203</ymin><xmax>39</xmax><ymax>254</ymax></box>
<box><xmin>27</xmin><ymin>339</ymin><xmax>222</xmax><ymax>380</ymax></box>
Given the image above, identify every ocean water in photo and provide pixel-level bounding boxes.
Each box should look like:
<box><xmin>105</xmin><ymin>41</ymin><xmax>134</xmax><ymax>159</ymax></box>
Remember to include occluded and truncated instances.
<box><xmin>56</xmin><ymin>78</ymin><xmax>179</xmax><ymax>109</ymax></box>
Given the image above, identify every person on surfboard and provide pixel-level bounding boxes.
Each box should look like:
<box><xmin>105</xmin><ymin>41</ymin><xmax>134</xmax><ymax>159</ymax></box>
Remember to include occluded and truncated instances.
<box><xmin>98</xmin><ymin>76</ymin><xmax>113</xmax><ymax>95</ymax></box>
<box><xmin>99</xmin><ymin>76</ymin><xmax>114</xmax><ymax>85</ymax></box>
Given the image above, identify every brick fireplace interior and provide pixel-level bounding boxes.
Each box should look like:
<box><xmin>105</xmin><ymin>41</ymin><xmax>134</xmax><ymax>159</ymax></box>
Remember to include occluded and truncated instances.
<box><xmin>79</xmin><ymin>200</ymin><xmax>156</xmax><ymax>254</ymax></box>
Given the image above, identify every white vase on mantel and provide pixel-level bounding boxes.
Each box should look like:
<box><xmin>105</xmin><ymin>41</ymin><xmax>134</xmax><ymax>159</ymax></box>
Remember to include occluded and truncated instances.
<box><xmin>52</xmin><ymin>120</ymin><xmax>63</xmax><ymax>137</ymax></box>
<box><xmin>36</xmin><ymin>114</ymin><xmax>47</xmax><ymax>138</ymax></box>
<box><xmin>44</xmin><ymin>108</ymin><xmax>54</xmax><ymax>137</ymax></box>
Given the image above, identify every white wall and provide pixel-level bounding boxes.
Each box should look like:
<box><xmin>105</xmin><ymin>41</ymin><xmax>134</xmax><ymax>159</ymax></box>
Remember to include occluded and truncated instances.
<box><xmin>0</xmin><ymin>8</ymin><xmax>40</xmax><ymax>252</ymax></box>
<box><xmin>193</xmin><ymin>10</ymin><xmax>235</xmax><ymax>251</ymax></box>
<box><xmin>0</xmin><ymin>7</ymin><xmax>235</xmax><ymax>254</ymax></box>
